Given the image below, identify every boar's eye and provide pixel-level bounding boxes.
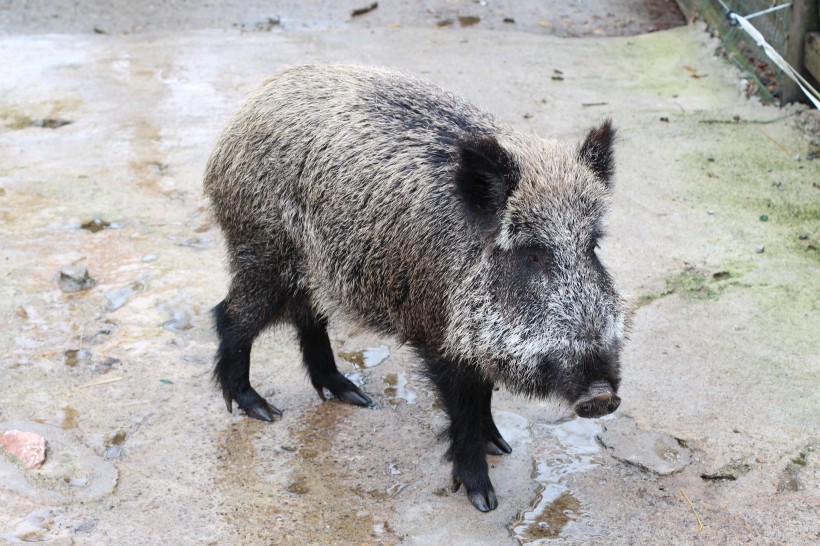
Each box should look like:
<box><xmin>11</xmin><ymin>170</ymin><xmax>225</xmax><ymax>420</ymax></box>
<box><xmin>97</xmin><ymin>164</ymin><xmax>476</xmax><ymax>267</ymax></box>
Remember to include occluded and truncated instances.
<box><xmin>522</xmin><ymin>247</ymin><xmax>553</xmax><ymax>270</ymax></box>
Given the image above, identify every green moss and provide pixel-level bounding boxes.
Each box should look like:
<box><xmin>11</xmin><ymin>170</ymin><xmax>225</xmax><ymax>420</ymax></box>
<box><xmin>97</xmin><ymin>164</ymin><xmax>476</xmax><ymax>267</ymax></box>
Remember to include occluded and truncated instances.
<box><xmin>680</xmin><ymin>120</ymin><xmax>820</xmax><ymax>264</ymax></box>
<box><xmin>637</xmin><ymin>265</ymin><xmax>749</xmax><ymax>307</ymax></box>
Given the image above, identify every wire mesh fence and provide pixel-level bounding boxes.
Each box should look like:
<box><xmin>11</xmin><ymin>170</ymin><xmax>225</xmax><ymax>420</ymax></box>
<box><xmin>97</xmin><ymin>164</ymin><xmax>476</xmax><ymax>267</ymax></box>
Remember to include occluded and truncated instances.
<box><xmin>677</xmin><ymin>1</ymin><xmax>795</xmax><ymax>103</ymax></box>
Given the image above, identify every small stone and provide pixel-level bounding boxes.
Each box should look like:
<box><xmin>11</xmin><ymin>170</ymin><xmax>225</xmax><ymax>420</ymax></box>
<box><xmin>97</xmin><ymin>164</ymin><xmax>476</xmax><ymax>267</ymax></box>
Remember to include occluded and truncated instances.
<box><xmin>798</xmin><ymin>233</ymin><xmax>808</xmax><ymax>240</ymax></box>
<box><xmin>94</xmin><ymin>357</ymin><xmax>121</xmax><ymax>373</ymax></box>
<box><xmin>503</xmin><ymin>17</ymin><xmax>515</xmax><ymax>24</ymax></box>
<box><xmin>58</xmin><ymin>265</ymin><xmax>97</xmax><ymax>293</ymax></box>
<box><xmin>105</xmin><ymin>279</ymin><xmax>147</xmax><ymax>312</ymax></box>
<box><xmin>1</xmin><ymin>429</ymin><xmax>47</xmax><ymax>469</ymax></box>
<box><xmin>701</xmin><ymin>459</ymin><xmax>753</xmax><ymax>480</ymax></box>
<box><xmin>81</xmin><ymin>217</ymin><xmax>111</xmax><ymax>233</ymax></box>
<box><xmin>158</xmin><ymin>302</ymin><xmax>195</xmax><ymax>331</ymax></box>
<box><xmin>755</xmin><ymin>245</ymin><xmax>765</xmax><ymax>253</ymax></box>
<box><xmin>142</xmin><ymin>254</ymin><xmax>158</xmax><ymax>262</ymax></box>
<box><xmin>75</xmin><ymin>520</ymin><xmax>98</xmax><ymax>533</ymax></box>
<box><xmin>599</xmin><ymin>417</ymin><xmax>690</xmax><ymax>475</ymax></box>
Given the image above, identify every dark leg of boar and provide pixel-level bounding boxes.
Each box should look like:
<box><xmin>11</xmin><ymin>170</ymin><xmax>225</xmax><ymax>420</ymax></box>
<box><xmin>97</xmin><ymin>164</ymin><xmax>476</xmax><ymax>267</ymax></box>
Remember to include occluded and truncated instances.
<box><xmin>214</xmin><ymin>266</ymin><xmax>373</xmax><ymax>420</ymax></box>
<box><xmin>214</xmin><ymin>297</ymin><xmax>284</xmax><ymax>421</ymax></box>
<box><xmin>289</xmin><ymin>301</ymin><xmax>374</xmax><ymax>408</ymax></box>
<box><xmin>424</xmin><ymin>351</ymin><xmax>499</xmax><ymax>512</ymax></box>
<box><xmin>481</xmin><ymin>384</ymin><xmax>512</xmax><ymax>456</ymax></box>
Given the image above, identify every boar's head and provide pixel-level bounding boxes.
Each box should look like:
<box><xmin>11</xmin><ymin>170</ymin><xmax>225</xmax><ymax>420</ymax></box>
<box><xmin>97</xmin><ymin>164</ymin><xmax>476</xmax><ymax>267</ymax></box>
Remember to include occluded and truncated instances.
<box><xmin>446</xmin><ymin>120</ymin><xmax>627</xmax><ymax>418</ymax></box>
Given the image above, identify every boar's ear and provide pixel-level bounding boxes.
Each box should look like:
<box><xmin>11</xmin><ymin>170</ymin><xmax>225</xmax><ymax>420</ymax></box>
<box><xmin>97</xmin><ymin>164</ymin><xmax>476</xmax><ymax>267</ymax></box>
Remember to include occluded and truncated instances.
<box><xmin>578</xmin><ymin>119</ymin><xmax>617</xmax><ymax>185</ymax></box>
<box><xmin>455</xmin><ymin>135</ymin><xmax>519</xmax><ymax>216</ymax></box>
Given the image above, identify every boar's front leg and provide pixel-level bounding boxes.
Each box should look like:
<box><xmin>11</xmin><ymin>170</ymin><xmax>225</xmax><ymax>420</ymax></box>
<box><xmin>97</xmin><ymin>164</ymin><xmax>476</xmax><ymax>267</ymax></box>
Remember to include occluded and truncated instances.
<box><xmin>480</xmin><ymin>383</ymin><xmax>512</xmax><ymax>456</ymax></box>
<box><xmin>424</xmin><ymin>351</ymin><xmax>498</xmax><ymax>512</ymax></box>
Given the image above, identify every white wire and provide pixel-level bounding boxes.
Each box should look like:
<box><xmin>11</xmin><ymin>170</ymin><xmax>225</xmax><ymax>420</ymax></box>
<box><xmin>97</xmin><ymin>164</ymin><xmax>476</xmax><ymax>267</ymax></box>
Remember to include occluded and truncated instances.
<box><xmin>743</xmin><ymin>3</ymin><xmax>791</xmax><ymax>21</ymax></box>
<box><xmin>729</xmin><ymin>12</ymin><xmax>820</xmax><ymax>108</ymax></box>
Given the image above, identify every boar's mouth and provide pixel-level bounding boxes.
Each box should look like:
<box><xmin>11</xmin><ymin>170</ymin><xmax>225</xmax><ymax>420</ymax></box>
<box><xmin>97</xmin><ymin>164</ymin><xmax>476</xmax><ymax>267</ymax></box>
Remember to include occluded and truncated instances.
<box><xmin>573</xmin><ymin>380</ymin><xmax>620</xmax><ymax>418</ymax></box>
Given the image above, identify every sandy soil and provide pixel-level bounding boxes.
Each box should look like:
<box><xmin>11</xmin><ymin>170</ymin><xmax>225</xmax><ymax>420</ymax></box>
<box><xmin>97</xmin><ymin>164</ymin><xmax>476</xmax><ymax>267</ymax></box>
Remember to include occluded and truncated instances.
<box><xmin>1</xmin><ymin>3</ymin><xmax>818</xmax><ymax>545</ymax></box>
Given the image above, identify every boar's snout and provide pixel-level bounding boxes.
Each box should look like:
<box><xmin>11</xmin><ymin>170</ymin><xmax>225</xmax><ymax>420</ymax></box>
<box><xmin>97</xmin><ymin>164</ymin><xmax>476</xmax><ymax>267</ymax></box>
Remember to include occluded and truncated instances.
<box><xmin>573</xmin><ymin>381</ymin><xmax>620</xmax><ymax>418</ymax></box>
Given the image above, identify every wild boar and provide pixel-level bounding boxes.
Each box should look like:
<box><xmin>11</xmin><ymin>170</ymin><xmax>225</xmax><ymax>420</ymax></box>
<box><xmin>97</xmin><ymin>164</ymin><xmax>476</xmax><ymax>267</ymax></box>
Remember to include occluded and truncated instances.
<box><xmin>204</xmin><ymin>64</ymin><xmax>627</xmax><ymax>511</ymax></box>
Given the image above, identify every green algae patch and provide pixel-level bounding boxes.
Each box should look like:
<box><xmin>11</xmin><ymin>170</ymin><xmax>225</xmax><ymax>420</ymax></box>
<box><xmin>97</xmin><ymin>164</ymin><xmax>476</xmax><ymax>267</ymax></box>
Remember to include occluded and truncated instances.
<box><xmin>778</xmin><ymin>440</ymin><xmax>819</xmax><ymax>492</ymax></box>
<box><xmin>637</xmin><ymin>265</ymin><xmax>749</xmax><ymax>307</ymax></box>
<box><xmin>679</xmin><ymin>118</ymin><xmax>820</xmax><ymax>264</ymax></box>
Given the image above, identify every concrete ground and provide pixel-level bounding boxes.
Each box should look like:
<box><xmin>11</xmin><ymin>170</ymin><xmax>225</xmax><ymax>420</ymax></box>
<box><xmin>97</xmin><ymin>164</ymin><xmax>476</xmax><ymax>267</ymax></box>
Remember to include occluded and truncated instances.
<box><xmin>1</xmin><ymin>2</ymin><xmax>818</xmax><ymax>545</ymax></box>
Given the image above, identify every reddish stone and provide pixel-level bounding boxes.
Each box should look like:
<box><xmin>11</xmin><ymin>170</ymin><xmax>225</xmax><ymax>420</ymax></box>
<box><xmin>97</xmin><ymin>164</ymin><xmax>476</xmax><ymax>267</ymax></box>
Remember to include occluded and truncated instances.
<box><xmin>1</xmin><ymin>429</ymin><xmax>46</xmax><ymax>469</ymax></box>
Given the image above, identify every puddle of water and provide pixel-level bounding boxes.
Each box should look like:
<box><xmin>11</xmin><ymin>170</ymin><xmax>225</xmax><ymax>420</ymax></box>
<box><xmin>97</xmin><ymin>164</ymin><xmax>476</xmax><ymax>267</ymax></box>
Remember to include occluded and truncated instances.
<box><xmin>344</xmin><ymin>371</ymin><xmax>365</xmax><ymax>388</ymax></box>
<box><xmin>516</xmin><ymin>490</ymin><xmax>582</xmax><ymax>541</ymax></box>
<box><xmin>511</xmin><ymin>418</ymin><xmax>604</xmax><ymax>543</ymax></box>
<box><xmin>0</xmin><ymin>421</ymin><xmax>118</xmax><ymax>504</ymax></box>
<box><xmin>494</xmin><ymin>411</ymin><xmax>531</xmax><ymax>447</ymax></box>
<box><xmin>216</xmin><ymin>403</ymin><xmax>382</xmax><ymax>544</ymax></box>
<box><xmin>2</xmin><ymin>509</ymin><xmax>66</xmax><ymax>544</ymax></box>
<box><xmin>338</xmin><ymin>344</ymin><xmax>389</xmax><ymax>369</ymax></box>
<box><xmin>383</xmin><ymin>372</ymin><xmax>416</xmax><ymax>405</ymax></box>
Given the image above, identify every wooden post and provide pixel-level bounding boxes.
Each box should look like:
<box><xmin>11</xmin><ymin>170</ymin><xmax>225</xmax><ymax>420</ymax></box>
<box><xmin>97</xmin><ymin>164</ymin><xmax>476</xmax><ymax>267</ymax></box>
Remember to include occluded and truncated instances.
<box><xmin>807</xmin><ymin>31</ymin><xmax>820</xmax><ymax>82</ymax></box>
<box><xmin>781</xmin><ymin>0</ymin><xmax>819</xmax><ymax>104</ymax></box>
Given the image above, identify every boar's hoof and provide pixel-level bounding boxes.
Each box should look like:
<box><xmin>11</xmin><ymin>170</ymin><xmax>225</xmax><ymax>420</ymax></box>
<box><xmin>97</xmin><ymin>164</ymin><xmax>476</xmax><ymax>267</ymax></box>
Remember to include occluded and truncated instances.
<box><xmin>452</xmin><ymin>476</ymin><xmax>499</xmax><ymax>512</ymax></box>
<box><xmin>313</xmin><ymin>373</ymin><xmax>376</xmax><ymax>408</ymax></box>
<box><xmin>484</xmin><ymin>436</ymin><xmax>513</xmax><ymax>456</ymax></box>
<box><xmin>469</xmin><ymin>488</ymin><xmax>498</xmax><ymax>512</ymax></box>
<box><xmin>223</xmin><ymin>388</ymin><xmax>283</xmax><ymax>421</ymax></box>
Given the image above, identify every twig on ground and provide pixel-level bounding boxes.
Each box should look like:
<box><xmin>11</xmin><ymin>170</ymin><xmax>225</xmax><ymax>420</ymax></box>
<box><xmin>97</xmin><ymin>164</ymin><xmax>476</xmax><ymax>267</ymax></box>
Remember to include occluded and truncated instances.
<box><xmin>680</xmin><ymin>488</ymin><xmax>704</xmax><ymax>534</ymax></box>
<box><xmin>351</xmin><ymin>2</ymin><xmax>378</xmax><ymax>17</ymax></box>
<box><xmin>76</xmin><ymin>376</ymin><xmax>122</xmax><ymax>389</ymax></box>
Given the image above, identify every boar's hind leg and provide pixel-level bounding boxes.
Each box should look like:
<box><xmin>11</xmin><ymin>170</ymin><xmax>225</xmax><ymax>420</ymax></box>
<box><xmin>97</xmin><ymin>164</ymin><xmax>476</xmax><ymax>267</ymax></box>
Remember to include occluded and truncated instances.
<box><xmin>481</xmin><ymin>384</ymin><xmax>512</xmax><ymax>456</ymax></box>
<box><xmin>425</xmin><ymin>355</ymin><xmax>498</xmax><ymax>512</ymax></box>
<box><xmin>289</xmin><ymin>299</ymin><xmax>375</xmax><ymax>408</ymax></box>
<box><xmin>214</xmin><ymin>297</ymin><xmax>283</xmax><ymax>421</ymax></box>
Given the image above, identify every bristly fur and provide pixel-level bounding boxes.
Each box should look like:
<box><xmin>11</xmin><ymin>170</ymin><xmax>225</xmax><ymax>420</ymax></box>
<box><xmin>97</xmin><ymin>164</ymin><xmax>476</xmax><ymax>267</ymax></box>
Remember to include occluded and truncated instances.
<box><xmin>204</xmin><ymin>64</ymin><xmax>627</xmax><ymax>512</ymax></box>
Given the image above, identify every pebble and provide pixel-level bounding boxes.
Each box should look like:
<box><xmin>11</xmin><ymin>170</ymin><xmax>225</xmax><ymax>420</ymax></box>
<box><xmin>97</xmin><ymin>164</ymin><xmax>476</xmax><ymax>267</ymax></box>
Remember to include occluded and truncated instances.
<box><xmin>158</xmin><ymin>302</ymin><xmax>195</xmax><ymax>331</ymax></box>
<box><xmin>1</xmin><ymin>429</ymin><xmax>47</xmax><ymax>469</ymax></box>
<box><xmin>105</xmin><ymin>279</ymin><xmax>146</xmax><ymax>311</ymax></box>
<box><xmin>598</xmin><ymin>417</ymin><xmax>690</xmax><ymax>475</ymax></box>
<box><xmin>755</xmin><ymin>245</ymin><xmax>765</xmax><ymax>253</ymax></box>
<box><xmin>58</xmin><ymin>264</ymin><xmax>97</xmax><ymax>293</ymax></box>
<box><xmin>81</xmin><ymin>217</ymin><xmax>111</xmax><ymax>232</ymax></box>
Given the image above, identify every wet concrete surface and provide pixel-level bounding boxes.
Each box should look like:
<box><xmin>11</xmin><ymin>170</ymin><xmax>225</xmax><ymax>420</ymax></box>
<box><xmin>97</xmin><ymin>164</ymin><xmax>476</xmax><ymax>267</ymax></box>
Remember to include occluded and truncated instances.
<box><xmin>1</xmin><ymin>2</ymin><xmax>819</xmax><ymax>545</ymax></box>
<box><xmin>0</xmin><ymin>0</ymin><xmax>684</xmax><ymax>37</ymax></box>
